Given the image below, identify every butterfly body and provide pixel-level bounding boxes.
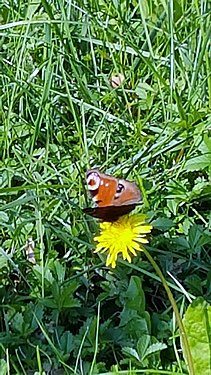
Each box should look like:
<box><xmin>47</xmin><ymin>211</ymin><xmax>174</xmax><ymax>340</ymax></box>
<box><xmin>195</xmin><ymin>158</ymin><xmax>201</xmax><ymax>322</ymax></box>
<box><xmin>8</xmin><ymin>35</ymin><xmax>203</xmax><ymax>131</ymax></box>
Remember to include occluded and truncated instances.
<box><xmin>84</xmin><ymin>169</ymin><xmax>141</xmax><ymax>221</ymax></box>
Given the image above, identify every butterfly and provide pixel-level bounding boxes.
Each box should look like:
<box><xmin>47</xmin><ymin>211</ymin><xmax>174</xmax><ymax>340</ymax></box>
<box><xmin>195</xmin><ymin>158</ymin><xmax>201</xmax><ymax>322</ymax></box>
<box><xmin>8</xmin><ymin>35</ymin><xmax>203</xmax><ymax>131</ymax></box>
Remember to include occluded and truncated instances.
<box><xmin>83</xmin><ymin>169</ymin><xmax>141</xmax><ymax>221</ymax></box>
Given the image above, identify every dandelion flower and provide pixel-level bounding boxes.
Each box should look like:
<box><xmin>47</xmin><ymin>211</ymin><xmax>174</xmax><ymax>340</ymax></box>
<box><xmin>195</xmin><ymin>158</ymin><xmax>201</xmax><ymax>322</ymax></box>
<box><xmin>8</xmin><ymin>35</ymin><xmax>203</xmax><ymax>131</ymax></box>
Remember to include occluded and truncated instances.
<box><xmin>94</xmin><ymin>214</ymin><xmax>152</xmax><ymax>268</ymax></box>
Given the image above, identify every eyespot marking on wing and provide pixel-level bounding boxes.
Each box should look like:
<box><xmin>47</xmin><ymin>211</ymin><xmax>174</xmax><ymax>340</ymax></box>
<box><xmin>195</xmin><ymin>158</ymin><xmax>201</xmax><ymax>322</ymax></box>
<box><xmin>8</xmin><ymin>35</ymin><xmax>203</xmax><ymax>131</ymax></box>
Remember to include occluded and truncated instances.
<box><xmin>87</xmin><ymin>172</ymin><xmax>100</xmax><ymax>191</ymax></box>
<box><xmin>114</xmin><ymin>183</ymin><xmax>125</xmax><ymax>199</ymax></box>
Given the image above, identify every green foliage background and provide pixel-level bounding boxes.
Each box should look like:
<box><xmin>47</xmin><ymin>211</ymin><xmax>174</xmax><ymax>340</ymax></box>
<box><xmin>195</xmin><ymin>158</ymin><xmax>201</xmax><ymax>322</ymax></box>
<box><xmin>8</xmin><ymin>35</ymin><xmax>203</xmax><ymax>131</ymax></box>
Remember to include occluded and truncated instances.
<box><xmin>0</xmin><ymin>0</ymin><xmax>210</xmax><ymax>374</ymax></box>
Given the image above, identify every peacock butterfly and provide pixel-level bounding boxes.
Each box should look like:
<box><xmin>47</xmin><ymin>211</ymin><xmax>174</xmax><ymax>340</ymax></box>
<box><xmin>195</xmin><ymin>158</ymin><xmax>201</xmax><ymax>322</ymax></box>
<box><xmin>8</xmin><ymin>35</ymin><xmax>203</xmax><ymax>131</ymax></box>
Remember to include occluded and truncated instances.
<box><xmin>83</xmin><ymin>169</ymin><xmax>141</xmax><ymax>221</ymax></box>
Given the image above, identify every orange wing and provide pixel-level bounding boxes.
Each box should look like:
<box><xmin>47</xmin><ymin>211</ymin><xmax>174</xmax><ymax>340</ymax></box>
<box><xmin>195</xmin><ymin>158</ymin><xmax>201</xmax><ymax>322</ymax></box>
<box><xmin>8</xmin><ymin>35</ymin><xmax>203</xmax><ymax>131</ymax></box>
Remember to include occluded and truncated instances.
<box><xmin>86</xmin><ymin>169</ymin><xmax>141</xmax><ymax>207</ymax></box>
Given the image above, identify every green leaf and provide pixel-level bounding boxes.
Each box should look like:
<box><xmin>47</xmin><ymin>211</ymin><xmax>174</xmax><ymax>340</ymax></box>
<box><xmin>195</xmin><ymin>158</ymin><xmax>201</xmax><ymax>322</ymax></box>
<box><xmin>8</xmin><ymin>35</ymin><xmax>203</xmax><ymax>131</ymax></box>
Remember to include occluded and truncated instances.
<box><xmin>0</xmin><ymin>211</ymin><xmax>9</xmax><ymax>223</ymax></box>
<box><xmin>137</xmin><ymin>334</ymin><xmax>150</xmax><ymax>359</ymax></box>
<box><xmin>0</xmin><ymin>249</ymin><xmax>8</xmax><ymax>269</ymax></box>
<box><xmin>39</xmin><ymin>298</ymin><xmax>58</xmax><ymax>309</ymax></box>
<box><xmin>198</xmin><ymin>135</ymin><xmax>211</xmax><ymax>154</ymax></box>
<box><xmin>185</xmin><ymin>275</ymin><xmax>203</xmax><ymax>295</ymax></box>
<box><xmin>135</xmin><ymin>81</ymin><xmax>156</xmax><ymax>101</ymax></box>
<box><xmin>183</xmin><ymin>297</ymin><xmax>211</xmax><ymax>375</ymax></box>
<box><xmin>53</xmin><ymin>260</ymin><xmax>66</xmax><ymax>283</ymax></box>
<box><xmin>122</xmin><ymin>347</ymin><xmax>140</xmax><ymax>361</ymax></box>
<box><xmin>125</xmin><ymin>276</ymin><xmax>145</xmax><ymax>313</ymax></box>
<box><xmin>0</xmin><ymin>359</ymin><xmax>7</xmax><ymax>375</ymax></box>
<box><xmin>12</xmin><ymin>312</ymin><xmax>24</xmax><ymax>334</ymax></box>
<box><xmin>33</xmin><ymin>265</ymin><xmax>54</xmax><ymax>285</ymax></box>
<box><xmin>135</xmin><ymin>86</ymin><xmax>147</xmax><ymax>100</ymax></box>
<box><xmin>152</xmin><ymin>218</ymin><xmax>175</xmax><ymax>231</ymax></box>
<box><xmin>26</xmin><ymin>0</ymin><xmax>41</xmax><ymax>19</ymax></box>
<box><xmin>62</xmin><ymin>299</ymin><xmax>81</xmax><ymax>309</ymax></box>
<box><xmin>185</xmin><ymin>154</ymin><xmax>211</xmax><ymax>171</ymax></box>
<box><xmin>188</xmin><ymin>224</ymin><xmax>203</xmax><ymax>252</ymax></box>
<box><xmin>60</xmin><ymin>331</ymin><xmax>75</xmax><ymax>354</ymax></box>
<box><xmin>143</xmin><ymin>342</ymin><xmax>167</xmax><ymax>359</ymax></box>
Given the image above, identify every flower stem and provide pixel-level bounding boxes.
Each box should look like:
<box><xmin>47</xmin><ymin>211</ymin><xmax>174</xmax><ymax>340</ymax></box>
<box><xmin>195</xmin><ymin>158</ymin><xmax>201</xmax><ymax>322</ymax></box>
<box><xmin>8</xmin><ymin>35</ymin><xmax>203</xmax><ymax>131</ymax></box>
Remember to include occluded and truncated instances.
<box><xmin>142</xmin><ymin>247</ymin><xmax>195</xmax><ymax>375</ymax></box>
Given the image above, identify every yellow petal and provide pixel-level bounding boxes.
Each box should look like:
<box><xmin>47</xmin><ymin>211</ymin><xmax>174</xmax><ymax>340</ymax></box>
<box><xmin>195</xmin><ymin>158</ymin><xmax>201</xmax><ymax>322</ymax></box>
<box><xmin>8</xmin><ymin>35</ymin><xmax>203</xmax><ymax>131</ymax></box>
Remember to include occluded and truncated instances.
<box><xmin>128</xmin><ymin>246</ymin><xmax>138</xmax><ymax>255</ymax></box>
<box><xmin>136</xmin><ymin>237</ymin><xmax>149</xmax><ymax>244</ymax></box>
<box><xmin>93</xmin><ymin>213</ymin><xmax>152</xmax><ymax>268</ymax></box>
<box><xmin>130</xmin><ymin>241</ymin><xmax>141</xmax><ymax>250</ymax></box>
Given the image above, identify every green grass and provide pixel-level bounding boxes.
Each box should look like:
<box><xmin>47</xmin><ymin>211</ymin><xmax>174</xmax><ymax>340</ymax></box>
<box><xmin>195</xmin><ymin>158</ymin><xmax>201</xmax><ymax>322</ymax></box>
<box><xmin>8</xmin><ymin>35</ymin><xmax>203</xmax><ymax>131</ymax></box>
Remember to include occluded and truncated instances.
<box><xmin>0</xmin><ymin>0</ymin><xmax>211</xmax><ymax>374</ymax></box>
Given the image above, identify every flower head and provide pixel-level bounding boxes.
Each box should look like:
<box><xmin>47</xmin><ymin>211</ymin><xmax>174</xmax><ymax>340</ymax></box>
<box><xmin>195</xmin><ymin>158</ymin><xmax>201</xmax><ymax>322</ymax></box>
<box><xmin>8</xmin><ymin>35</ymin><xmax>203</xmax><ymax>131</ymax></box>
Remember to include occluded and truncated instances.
<box><xmin>94</xmin><ymin>214</ymin><xmax>152</xmax><ymax>268</ymax></box>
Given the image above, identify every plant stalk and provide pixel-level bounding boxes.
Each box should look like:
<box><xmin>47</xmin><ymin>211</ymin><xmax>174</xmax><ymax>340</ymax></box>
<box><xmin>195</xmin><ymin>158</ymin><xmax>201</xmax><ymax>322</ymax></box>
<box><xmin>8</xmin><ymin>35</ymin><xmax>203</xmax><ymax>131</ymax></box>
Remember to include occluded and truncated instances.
<box><xmin>142</xmin><ymin>247</ymin><xmax>195</xmax><ymax>375</ymax></box>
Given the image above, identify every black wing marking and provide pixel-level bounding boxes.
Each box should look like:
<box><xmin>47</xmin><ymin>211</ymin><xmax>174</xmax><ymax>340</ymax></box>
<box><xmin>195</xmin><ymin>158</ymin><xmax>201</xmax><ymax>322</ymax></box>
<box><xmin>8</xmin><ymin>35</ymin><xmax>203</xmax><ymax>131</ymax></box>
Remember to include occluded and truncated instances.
<box><xmin>83</xmin><ymin>204</ymin><xmax>138</xmax><ymax>222</ymax></box>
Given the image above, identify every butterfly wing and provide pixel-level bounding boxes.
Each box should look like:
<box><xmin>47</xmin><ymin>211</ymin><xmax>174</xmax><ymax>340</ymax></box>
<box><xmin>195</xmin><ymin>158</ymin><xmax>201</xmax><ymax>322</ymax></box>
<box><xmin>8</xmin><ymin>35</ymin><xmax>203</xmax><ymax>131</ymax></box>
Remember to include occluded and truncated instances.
<box><xmin>86</xmin><ymin>169</ymin><xmax>118</xmax><ymax>206</ymax></box>
<box><xmin>83</xmin><ymin>204</ymin><xmax>137</xmax><ymax>222</ymax></box>
<box><xmin>84</xmin><ymin>169</ymin><xmax>141</xmax><ymax>221</ymax></box>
